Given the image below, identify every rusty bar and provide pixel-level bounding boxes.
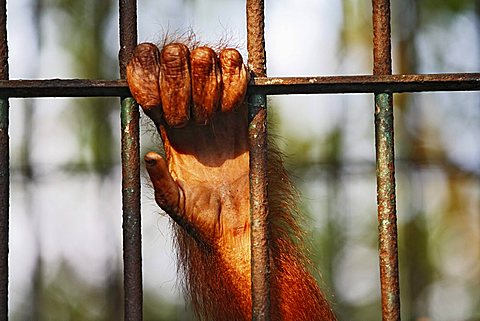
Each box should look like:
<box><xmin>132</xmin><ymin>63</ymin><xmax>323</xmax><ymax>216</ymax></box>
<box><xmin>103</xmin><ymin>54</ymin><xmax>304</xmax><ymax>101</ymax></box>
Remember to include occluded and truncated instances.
<box><xmin>373</xmin><ymin>0</ymin><xmax>392</xmax><ymax>75</ymax></box>
<box><xmin>249</xmin><ymin>74</ymin><xmax>480</xmax><ymax>94</ymax></box>
<box><xmin>0</xmin><ymin>73</ymin><xmax>479</xmax><ymax>98</ymax></box>
<box><xmin>372</xmin><ymin>0</ymin><xmax>401</xmax><ymax>320</ymax></box>
<box><xmin>0</xmin><ymin>79</ymin><xmax>131</xmax><ymax>97</ymax></box>
<box><xmin>119</xmin><ymin>0</ymin><xmax>142</xmax><ymax>320</ymax></box>
<box><xmin>0</xmin><ymin>0</ymin><xmax>8</xmax><ymax>319</ymax></box>
<box><xmin>246</xmin><ymin>0</ymin><xmax>271</xmax><ymax>320</ymax></box>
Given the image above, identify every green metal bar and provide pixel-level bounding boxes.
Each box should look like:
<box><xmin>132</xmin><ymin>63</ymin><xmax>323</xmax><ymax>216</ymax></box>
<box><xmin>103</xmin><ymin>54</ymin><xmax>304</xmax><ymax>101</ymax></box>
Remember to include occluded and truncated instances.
<box><xmin>374</xmin><ymin>93</ymin><xmax>400</xmax><ymax>320</ymax></box>
<box><xmin>247</xmin><ymin>92</ymin><xmax>270</xmax><ymax>321</ymax></box>
<box><xmin>120</xmin><ymin>96</ymin><xmax>142</xmax><ymax>320</ymax></box>
<box><xmin>372</xmin><ymin>0</ymin><xmax>401</xmax><ymax>320</ymax></box>
<box><xmin>118</xmin><ymin>0</ymin><xmax>142</xmax><ymax>320</ymax></box>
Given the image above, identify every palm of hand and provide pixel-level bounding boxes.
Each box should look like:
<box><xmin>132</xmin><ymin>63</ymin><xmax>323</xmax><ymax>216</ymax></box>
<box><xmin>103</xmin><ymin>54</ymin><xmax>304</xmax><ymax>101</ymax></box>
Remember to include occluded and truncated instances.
<box><xmin>127</xmin><ymin>42</ymin><xmax>250</xmax><ymax>245</ymax></box>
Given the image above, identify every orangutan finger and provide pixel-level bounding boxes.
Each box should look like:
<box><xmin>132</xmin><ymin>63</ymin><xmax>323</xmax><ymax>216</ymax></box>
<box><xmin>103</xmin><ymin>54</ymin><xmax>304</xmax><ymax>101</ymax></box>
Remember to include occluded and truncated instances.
<box><xmin>190</xmin><ymin>47</ymin><xmax>221</xmax><ymax>125</ymax></box>
<box><xmin>126</xmin><ymin>43</ymin><xmax>163</xmax><ymax>124</ymax></box>
<box><xmin>144</xmin><ymin>151</ymin><xmax>180</xmax><ymax>214</ymax></box>
<box><xmin>219</xmin><ymin>48</ymin><xmax>249</xmax><ymax>113</ymax></box>
<box><xmin>159</xmin><ymin>43</ymin><xmax>191</xmax><ymax>128</ymax></box>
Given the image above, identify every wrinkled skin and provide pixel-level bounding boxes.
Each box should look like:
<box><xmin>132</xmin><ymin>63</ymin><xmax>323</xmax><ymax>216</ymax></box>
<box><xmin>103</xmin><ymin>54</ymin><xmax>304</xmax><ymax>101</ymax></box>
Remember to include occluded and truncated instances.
<box><xmin>127</xmin><ymin>42</ymin><xmax>250</xmax><ymax>245</ymax></box>
<box><xmin>126</xmin><ymin>42</ymin><xmax>337</xmax><ymax>321</ymax></box>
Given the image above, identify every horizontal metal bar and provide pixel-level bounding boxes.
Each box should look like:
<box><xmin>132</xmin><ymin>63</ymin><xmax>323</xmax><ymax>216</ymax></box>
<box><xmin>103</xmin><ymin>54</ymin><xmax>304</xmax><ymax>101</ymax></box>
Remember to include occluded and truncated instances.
<box><xmin>0</xmin><ymin>79</ymin><xmax>130</xmax><ymax>97</ymax></box>
<box><xmin>251</xmin><ymin>73</ymin><xmax>480</xmax><ymax>94</ymax></box>
<box><xmin>0</xmin><ymin>73</ymin><xmax>479</xmax><ymax>98</ymax></box>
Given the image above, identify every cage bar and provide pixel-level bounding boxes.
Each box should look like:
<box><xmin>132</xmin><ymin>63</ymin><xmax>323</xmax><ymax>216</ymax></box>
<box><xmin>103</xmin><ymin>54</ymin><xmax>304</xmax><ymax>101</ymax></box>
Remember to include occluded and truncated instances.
<box><xmin>0</xmin><ymin>73</ymin><xmax>478</xmax><ymax>98</ymax></box>
<box><xmin>0</xmin><ymin>0</ymin><xmax>8</xmax><ymax>319</ymax></box>
<box><xmin>118</xmin><ymin>1</ymin><xmax>142</xmax><ymax>320</ymax></box>
<box><xmin>372</xmin><ymin>0</ymin><xmax>401</xmax><ymax>320</ymax></box>
<box><xmin>246</xmin><ymin>0</ymin><xmax>271</xmax><ymax>320</ymax></box>
<box><xmin>249</xmin><ymin>74</ymin><xmax>480</xmax><ymax>94</ymax></box>
<box><xmin>0</xmin><ymin>0</ymin><xmax>478</xmax><ymax>319</ymax></box>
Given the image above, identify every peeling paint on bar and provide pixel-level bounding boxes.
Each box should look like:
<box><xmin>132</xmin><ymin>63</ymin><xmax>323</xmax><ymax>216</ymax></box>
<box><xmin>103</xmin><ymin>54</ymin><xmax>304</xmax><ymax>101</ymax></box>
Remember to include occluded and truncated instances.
<box><xmin>0</xmin><ymin>73</ymin><xmax>478</xmax><ymax>98</ymax></box>
<box><xmin>375</xmin><ymin>93</ymin><xmax>400</xmax><ymax>321</ymax></box>
<box><xmin>118</xmin><ymin>0</ymin><xmax>143</xmax><ymax>320</ymax></box>
<box><xmin>372</xmin><ymin>0</ymin><xmax>401</xmax><ymax>320</ymax></box>
<box><xmin>246</xmin><ymin>0</ymin><xmax>271</xmax><ymax>320</ymax></box>
<box><xmin>250</xmin><ymin>74</ymin><xmax>480</xmax><ymax>94</ymax></box>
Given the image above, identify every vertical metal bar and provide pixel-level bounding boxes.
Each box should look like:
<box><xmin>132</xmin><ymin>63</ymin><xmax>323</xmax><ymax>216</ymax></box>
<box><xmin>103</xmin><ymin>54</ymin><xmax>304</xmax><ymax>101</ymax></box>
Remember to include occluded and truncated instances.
<box><xmin>119</xmin><ymin>1</ymin><xmax>142</xmax><ymax>320</ymax></box>
<box><xmin>246</xmin><ymin>1</ymin><xmax>270</xmax><ymax>320</ymax></box>
<box><xmin>0</xmin><ymin>0</ymin><xmax>8</xmax><ymax>319</ymax></box>
<box><xmin>372</xmin><ymin>0</ymin><xmax>401</xmax><ymax>320</ymax></box>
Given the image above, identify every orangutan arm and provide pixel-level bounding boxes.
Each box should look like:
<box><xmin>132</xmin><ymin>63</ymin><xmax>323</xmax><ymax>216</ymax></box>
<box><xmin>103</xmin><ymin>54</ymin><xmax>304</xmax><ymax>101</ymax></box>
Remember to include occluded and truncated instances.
<box><xmin>126</xmin><ymin>41</ymin><xmax>337</xmax><ymax>321</ymax></box>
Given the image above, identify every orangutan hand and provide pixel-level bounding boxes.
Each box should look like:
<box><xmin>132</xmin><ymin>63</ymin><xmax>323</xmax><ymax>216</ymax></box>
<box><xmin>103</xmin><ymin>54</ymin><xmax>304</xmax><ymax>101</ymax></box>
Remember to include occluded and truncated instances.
<box><xmin>126</xmin><ymin>42</ymin><xmax>250</xmax><ymax>246</ymax></box>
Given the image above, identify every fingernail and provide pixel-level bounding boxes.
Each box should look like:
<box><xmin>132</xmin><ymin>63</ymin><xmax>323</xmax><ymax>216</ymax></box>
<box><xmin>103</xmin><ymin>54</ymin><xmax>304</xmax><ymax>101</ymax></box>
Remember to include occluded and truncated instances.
<box><xmin>144</xmin><ymin>152</ymin><xmax>159</xmax><ymax>165</ymax></box>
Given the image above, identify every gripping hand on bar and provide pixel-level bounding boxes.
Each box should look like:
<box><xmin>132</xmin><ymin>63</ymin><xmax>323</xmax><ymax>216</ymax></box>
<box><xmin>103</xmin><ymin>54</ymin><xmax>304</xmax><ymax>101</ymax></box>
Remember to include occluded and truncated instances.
<box><xmin>126</xmin><ymin>41</ymin><xmax>337</xmax><ymax>321</ymax></box>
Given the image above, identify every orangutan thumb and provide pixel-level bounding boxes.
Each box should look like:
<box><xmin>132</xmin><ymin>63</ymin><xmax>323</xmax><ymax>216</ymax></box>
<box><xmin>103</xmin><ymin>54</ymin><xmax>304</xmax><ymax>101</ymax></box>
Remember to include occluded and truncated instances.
<box><xmin>144</xmin><ymin>151</ymin><xmax>180</xmax><ymax>214</ymax></box>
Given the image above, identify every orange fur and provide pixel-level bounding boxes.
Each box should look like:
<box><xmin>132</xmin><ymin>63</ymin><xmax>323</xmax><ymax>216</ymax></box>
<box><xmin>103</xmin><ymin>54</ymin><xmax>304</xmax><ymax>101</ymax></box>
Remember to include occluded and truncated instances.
<box><xmin>173</xmin><ymin>138</ymin><xmax>337</xmax><ymax>321</ymax></box>
<box><xmin>127</xmin><ymin>40</ymin><xmax>337</xmax><ymax>321</ymax></box>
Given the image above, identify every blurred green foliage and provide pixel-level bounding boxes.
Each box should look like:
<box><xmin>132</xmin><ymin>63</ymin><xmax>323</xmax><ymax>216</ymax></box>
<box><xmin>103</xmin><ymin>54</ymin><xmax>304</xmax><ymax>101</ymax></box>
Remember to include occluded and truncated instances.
<box><xmin>45</xmin><ymin>0</ymin><xmax>118</xmax><ymax>176</ymax></box>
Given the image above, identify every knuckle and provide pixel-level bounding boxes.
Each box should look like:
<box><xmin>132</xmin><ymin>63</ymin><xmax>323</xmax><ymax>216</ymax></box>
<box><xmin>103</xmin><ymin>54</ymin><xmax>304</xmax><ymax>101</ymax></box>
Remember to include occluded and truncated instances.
<box><xmin>127</xmin><ymin>42</ymin><xmax>249</xmax><ymax>127</ymax></box>
<box><xmin>219</xmin><ymin>48</ymin><xmax>243</xmax><ymax>67</ymax></box>
<box><xmin>126</xmin><ymin>42</ymin><xmax>162</xmax><ymax>110</ymax></box>
<box><xmin>190</xmin><ymin>47</ymin><xmax>221</xmax><ymax>124</ymax></box>
<box><xmin>160</xmin><ymin>43</ymin><xmax>192</xmax><ymax>127</ymax></box>
<box><xmin>219</xmin><ymin>48</ymin><xmax>249</xmax><ymax>112</ymax></box>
